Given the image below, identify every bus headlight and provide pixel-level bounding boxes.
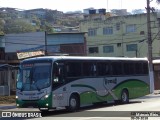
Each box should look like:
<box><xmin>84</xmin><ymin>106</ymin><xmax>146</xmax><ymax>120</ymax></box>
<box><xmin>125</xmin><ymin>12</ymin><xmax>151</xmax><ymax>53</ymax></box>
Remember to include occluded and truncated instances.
<box><xmin>45</xmin><ymin>94</ymin><xmax>49</xmax><ymax>98</ymax></box>
<box><xmin>16</xmin><ymin>96</ymin><xmax>18</xmax><ymax>99</ymax></box>
<box><xmin>41</xmin><ymin>94</ymin><xmax>49</xmax><ymax>100</ymax></box>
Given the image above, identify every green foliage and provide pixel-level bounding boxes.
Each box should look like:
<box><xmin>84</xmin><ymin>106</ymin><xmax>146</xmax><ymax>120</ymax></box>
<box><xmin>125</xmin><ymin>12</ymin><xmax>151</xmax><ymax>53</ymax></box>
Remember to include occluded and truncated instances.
<box><xmin>4</xmin><ymin>19</ymin><xmax>37</xmax><ymax>34</ymax></box>
<box><xmin>0</xmin><ymin>8</ymin><xmax>81</xmax><ymax>34</ymax></box>
<box><xmin>39</xmin><ymin>20</ymin><xmax>54</xmax><ymax>33</ymax></box>
<box><xmin>0</xmin><ymin>18</ymin><xmax>5</xmax><ymax>34</ymax></box>
<box><xmin>32</xmin><ymin>17</ymin><xmax>41</xmax><ymax>26</ymax></box>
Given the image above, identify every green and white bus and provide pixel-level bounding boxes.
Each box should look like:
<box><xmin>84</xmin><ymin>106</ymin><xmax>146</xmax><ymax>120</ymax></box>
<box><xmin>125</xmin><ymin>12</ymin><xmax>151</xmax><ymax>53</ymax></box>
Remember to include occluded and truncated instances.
<box><xmin>16</xmin><ymin>56</ymin><xmax>150</xmax><ymax>112</ymax></box>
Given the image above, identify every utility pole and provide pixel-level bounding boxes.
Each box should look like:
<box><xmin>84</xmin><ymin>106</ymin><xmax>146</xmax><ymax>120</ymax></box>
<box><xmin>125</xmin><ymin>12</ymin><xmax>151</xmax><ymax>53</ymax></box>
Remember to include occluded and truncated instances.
<box><xmin>45</xmin><ymin>31</ymin><xmax>47</xmax><ymax>56</ymax></box>
<box><xmin>146</xmin><ymin>0</ymin><xmax>154</xmax><ymax>93</ymax></box>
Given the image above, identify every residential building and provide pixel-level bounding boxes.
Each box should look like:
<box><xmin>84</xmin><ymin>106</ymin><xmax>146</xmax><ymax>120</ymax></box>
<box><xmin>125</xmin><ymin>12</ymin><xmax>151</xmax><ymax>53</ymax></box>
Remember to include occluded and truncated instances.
<box><xmin>47</xmin><ymin>32</ymin><xmax>87</xmax><ymax>56</ymax></box>
<box><xmin>52</xmin><ymin>25</ymin><xmax>80</xmax><ymax>32</ymax></box>
<box><xmin>25</xmin><ymin>8</ymin><xmax>63</xmax><ymax>19</ymax></box>
<box><xmin>0</xmin><ymin>7</ymin><xmax>26</xmax><ymax>19</ymax></box>
<box><xmin>79</xmin><ymin>13</ymin><xmax>160</xmax><ymax>58</ymax></box>
<box><xmin>83</xmin><ymin>8</ymin><xmax>95</xmax><ymax>14</ymax></box>
<box><xmin>110</xmin><ymin>9</ymin><xmax>129</xmax><ymax>16</ymax></box>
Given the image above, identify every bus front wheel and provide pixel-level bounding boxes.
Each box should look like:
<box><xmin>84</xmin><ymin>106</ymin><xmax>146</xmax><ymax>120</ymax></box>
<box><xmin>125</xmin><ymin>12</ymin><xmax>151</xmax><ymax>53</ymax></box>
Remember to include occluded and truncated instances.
<box><xmin>66</xmin><ymin>94</ymin><xmax>79</xmax><ymax>112</ymax></box>
<box><xmin>121</xmin><ymin>89</ymin><xmax>129</xmax><ymax>104</ymax></box>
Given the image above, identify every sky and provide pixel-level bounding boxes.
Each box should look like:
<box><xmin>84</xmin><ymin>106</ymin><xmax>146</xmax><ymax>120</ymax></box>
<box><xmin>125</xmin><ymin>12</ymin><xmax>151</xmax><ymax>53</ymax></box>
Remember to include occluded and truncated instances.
<box><xmin>0</xmin><ymin>0</ymin><xmax>160</xmax><ymax>12</ymax></box>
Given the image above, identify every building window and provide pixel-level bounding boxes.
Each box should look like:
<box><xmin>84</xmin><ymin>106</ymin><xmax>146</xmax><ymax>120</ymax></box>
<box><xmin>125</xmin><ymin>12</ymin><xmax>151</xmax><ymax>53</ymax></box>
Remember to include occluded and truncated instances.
<box><xmin>126</xmin><ymin>24</ymin><xmax>136</xmax><ymax>33</ymax></box>
<box><xmin>140</xmin><ymin>31</ymin><xmax>145</xmax><ymax>35</ymax></box>
<box><xmin>116</xmin><ymin>23</ymin><xmax>120</xmax><ymax>31</ymax></box>
<box><xmin>88</xmin><ymin>28</ymin><xmax>97</xmax><ymax>36</ymax></box>
<box><xmin>89</xmin><ymin>47</ymin><xmax>99</xmax><ymax>53</ymax></box>
<box><xmin>103</xmin><ymin>46</ymin><xmax>114</xmax><ymax>53</ymax></box>
<box><xmin>126</xmin><ymin>44</ymin><xmax>137</xmax><ymax>51</ymax></box>
<box><xmin>103</xmin><ymin>27</ymin><xmax>113</xmax><ymax>35</ymax></box>
<box><xmin>117</xmin><ymin>43</ymin><xmax>121</xmax><ymax>47</ymax></box>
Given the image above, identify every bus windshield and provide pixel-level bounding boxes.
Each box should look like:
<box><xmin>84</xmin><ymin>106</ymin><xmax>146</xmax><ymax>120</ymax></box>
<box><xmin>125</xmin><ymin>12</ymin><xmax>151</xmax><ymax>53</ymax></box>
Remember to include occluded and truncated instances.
<box><xmin>17</xmin><ymin>62</ymin><xmax>51</xmax><ymax>91</ymax></box>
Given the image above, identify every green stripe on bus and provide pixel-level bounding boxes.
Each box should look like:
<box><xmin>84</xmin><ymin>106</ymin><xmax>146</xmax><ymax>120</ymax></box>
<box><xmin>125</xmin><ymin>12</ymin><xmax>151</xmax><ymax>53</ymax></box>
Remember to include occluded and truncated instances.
<box><xmin>71</xmin><ymin>84</ymin><xmax>97</xmax><ymax>91</ymax></box>
<box><xmin>112</xmin><ymin>79</ymin><xmax>149</xmax><ymax>99</ymax></box>
<box><xmin>71</xmin><ymin>79</ymin><xmax>149</xmax><ymax>104</ymax></box>
<box><xmin>71</xmin><ymin>84</ymin><xmax>109</xmax><ymax>104</ymax></box>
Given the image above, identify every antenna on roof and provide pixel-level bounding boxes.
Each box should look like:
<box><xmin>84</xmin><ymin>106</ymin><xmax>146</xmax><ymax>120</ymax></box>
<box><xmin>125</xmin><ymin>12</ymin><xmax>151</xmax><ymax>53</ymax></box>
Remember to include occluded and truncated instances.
<box><xmin>107</xmin><ymin>0</ymin><xmax>109</xmax><ymax>12</ymax></box>
<box><xmin>120</xmin><ymin>0</ymin><xmax>122</xmax><ymax>9</ymax></box>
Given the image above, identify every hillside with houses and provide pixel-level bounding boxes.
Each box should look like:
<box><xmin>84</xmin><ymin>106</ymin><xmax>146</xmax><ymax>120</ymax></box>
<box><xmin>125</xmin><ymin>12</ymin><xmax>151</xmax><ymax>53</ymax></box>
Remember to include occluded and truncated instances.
<box><xmin>0</xmin><ymin>8</ymin><xmax>83</xmax><ymax>34</ymax></box>
<box><xmin>0</xmin><ymin>7</ymin><xmax>146</xmax><ymax>35</ymax></box>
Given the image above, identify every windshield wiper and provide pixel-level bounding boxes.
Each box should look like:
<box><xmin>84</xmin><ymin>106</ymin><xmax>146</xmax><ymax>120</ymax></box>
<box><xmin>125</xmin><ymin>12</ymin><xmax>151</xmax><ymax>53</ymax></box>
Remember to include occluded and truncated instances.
<box><xmin>34</xmin><ymin>83</ymin><xmax>40</xmax><ymax>91</ymax></box>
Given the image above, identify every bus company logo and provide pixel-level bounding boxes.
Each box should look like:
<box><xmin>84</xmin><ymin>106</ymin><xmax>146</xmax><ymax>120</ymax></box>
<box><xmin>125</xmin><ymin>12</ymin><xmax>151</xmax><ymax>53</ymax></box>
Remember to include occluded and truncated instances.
<box><xmin>2</xmin><ymin>112</ymin><xmax>11</xmax><ymax>117</ymax></box>
<box><xmin>29</xmin><ymin>96</ymin><xmax>39</xmax><ymax>100</ymax></box>
<box><xmin>104</xmin><ymin>78</ymin><xmax>117</xmax><ymax>85</ymax></box>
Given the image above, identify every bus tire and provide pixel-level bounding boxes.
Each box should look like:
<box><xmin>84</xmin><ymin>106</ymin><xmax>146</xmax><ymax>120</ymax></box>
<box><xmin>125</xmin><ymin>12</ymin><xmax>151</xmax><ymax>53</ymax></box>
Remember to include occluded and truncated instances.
<box><xmin>66</xmin><ymin>94</ymin><xmax>79</xmax><ymax>112</ymax></box>
<box><xmin>121</xmin><ymin>89</ymin><xmax>129</xmax><ymax>104</ymax></box>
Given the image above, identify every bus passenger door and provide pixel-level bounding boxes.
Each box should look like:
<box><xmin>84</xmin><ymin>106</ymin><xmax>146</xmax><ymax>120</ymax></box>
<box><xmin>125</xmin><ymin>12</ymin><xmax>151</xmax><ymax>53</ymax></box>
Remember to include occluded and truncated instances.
<box><xmin>52</xmin><ymin>62</ymin><xmax>68</xmax><ymax>107</ymax></box>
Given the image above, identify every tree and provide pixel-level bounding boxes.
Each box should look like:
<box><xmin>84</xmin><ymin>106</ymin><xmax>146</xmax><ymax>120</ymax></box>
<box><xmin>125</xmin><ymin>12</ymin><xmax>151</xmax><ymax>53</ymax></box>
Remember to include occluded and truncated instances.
<box><xmin>4</xmin><ymin>19</ymin><xmax>37</xmax><ymax>34</ymax></box>
<box><xmin>0</xmin><ymin>18</ymin><xmax>5</xmax><ymax>35</ymax></box>
<box><xmin>39</xmin><ymin>20</ymin><xmax>53</xmax><ymax>33</ymax></box>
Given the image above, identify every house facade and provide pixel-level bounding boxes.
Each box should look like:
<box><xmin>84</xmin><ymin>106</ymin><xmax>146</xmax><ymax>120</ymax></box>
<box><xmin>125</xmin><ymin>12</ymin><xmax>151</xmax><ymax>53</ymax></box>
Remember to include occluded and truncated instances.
<box><xmin>79</xmin><ymin>13</ymin><xmax>160</xmax><ymax>58</ymax></box>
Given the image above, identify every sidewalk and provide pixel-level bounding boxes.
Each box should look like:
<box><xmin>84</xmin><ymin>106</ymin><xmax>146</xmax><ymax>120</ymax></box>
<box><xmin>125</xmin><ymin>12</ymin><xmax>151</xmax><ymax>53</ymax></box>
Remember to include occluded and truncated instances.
<box><xmin>0</xmin><ymin>103</ymin><xmax>16</xmax><ymax>110</ymax></box>
<box><xmin>0</xmin><ymin>90</ymin><xmax>160</xmax><ymax>110</ymax></box>
<box><xmin>154</xmin><ymin>90</ymin><xmax>160</xmax><ymax>94</ymax></box>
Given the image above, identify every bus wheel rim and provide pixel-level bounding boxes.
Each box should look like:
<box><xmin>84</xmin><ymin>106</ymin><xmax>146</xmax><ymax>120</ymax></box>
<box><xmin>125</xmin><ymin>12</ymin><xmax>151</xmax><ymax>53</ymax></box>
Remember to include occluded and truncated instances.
<box><xmin>70</xmin><ymin>98</ymin><xmax>76</xmax><ymax>107</ymax></box>
<box><xmin>122</xmin><ymin>92</ymin><xmax>127</xmax><ymax>101</ymax></box>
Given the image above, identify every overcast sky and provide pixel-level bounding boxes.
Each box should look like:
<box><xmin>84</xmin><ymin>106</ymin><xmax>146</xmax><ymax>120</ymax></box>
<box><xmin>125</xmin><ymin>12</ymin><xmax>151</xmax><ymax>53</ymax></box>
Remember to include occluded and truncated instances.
<box><xmin>0</xmin><ymin>0</ymin><xmax>160</xmax><ymax>12</ymax></box>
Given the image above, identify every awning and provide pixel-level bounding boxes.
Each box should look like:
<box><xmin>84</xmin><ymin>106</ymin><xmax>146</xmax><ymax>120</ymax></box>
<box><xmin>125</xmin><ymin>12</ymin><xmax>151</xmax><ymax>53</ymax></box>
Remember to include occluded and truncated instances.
<box><xmin>0</xmin><ymin>64</ymin><xmax>16</xmax><ymax>70</ymax></box>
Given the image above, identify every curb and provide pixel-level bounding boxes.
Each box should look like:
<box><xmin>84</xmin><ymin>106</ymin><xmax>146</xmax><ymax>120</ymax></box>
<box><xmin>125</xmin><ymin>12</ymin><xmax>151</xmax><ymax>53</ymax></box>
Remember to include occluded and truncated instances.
<box><xmin>0</xmin><ymin>105</ymin><xmax>16</xmax><ymax>110</ymax></box>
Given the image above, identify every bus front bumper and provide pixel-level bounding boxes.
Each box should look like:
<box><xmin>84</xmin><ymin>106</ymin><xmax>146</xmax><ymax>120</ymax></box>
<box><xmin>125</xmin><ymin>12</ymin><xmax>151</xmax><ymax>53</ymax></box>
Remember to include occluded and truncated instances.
<box><xmin>16</xmin><ymin>94</ymin><xmax>52</xmax><ymax>108</ymax></box>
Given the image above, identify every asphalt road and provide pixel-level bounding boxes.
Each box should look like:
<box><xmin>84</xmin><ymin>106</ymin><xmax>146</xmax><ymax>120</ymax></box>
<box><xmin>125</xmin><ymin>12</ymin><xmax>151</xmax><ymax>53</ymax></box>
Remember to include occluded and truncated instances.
<box><xmin>1</xmin><ymin>93</ymin><xmax>160</xmax><ymax>120</ymax></box>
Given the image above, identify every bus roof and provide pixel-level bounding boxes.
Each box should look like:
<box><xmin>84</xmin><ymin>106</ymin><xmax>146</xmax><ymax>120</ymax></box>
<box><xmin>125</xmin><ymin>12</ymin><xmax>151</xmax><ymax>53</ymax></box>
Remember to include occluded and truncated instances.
<box><xmin>153</xmin><ymin>59</ymin><xmax>160</xmax><ymax>64</ymax></box>
<box><xmin>21</xmin><ymin>56</ymin><xmax>148</xmax><ymax>62</ymax></box>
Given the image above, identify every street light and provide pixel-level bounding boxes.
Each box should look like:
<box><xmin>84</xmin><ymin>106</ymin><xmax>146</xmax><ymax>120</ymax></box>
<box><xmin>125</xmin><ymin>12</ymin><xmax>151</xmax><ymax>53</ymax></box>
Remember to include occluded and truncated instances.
<box><xmin>146</xmin><ymin>0</ymin><xmax>154</xmax><ymax>93</ymax></box>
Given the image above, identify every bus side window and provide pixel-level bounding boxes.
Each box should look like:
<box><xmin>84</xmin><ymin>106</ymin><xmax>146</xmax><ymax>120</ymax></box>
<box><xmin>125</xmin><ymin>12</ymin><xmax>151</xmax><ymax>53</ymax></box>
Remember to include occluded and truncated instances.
<box><xmin>112</xmin><ymin>62</ymin><xmax>123</xmax><ymax>75</ymax></box>
<box><xmin>135</xmin><ymin>62</ymin><xmax>143</xmax><ymax>74</ymax></box>
<box><xmin>53</xmin><ymin>62</ymin><xmax>64</xmax><ymax>83</ymax></box>
<box><xmin>83</xmin><ymin>62</ymin><xmax>94</xmax><ymax>76</ymax></box>
<box><xmin>91</xmin><ymin>64</ymin><xmax>96</xmax><ymax>76</ymax></box>
<box><xmin>97</xmin><ymin>62</ymin><xmax>111</xmax><ymax>76</ymax></box>
<box><xmin>143</xmin><ymin>62</ymin><xmax>149</xmax><ymax>74</ymax></box>
<box><xmin>106</xmin><ymin>64</ymin><xmax>110</xmax><ymax>75</ymax></box>
<box><xmin>66</xmin><ymin>62</ymin><xmax>82</xmax><ymax>77</ymax></box>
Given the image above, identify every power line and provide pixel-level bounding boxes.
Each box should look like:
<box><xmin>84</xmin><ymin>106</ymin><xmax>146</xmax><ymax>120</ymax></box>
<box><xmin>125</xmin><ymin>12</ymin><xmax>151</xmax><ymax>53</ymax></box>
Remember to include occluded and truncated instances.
<box><xmin>2</xmin><ymin>41</ymin><xmax>43</xmax><ymax>45</ymax></box>
<box><xmin>87</xmin><ymin>39</ymin><xmax>146</xmax><ymax>47</ymax></box>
